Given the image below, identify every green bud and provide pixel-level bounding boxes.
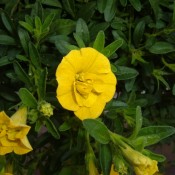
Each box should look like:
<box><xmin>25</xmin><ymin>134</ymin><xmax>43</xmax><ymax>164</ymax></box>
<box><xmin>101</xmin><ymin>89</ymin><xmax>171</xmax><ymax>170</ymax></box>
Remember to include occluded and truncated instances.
<box><xmin>38</xmin><ymin>101</ymin><xmax>54</xmax><ymax>117</ymax></box>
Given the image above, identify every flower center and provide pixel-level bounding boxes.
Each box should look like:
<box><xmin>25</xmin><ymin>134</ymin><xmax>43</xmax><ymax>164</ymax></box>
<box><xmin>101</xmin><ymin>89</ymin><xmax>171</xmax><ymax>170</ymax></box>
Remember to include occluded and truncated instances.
<box><xmin>75</xmin><ymin>73</ymin><xmax>93</xmax><ymax>98</ymax></box>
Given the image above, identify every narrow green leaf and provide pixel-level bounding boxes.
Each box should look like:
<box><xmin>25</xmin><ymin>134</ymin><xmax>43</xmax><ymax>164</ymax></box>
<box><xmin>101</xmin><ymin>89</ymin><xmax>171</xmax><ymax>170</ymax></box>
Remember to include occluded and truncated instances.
<box><xmin>143</xmin><ymin>149</ymin><xmax>166</xmax><ymax>162</ymax></box>
<box><xmin>76</xmin><ymin>18</ymin><xmax>90</xmax><ymax>45</ymax></box>
<box><xmin>130</xmin><ymin>106</ymin><xmax>142</xmax><ymax>139</ymax></box>
<box><xmin>1</xmin><ymin>11</ymin><xmax>14</xmax><ymax>34</ymax></box>
<box><xmin>62</xmin><ymin>0</ymin><xmax>75</xmax><ymax>17</ymax></box>
<box><xmin>83</xmin><ymin>119</ymin><xmax>110</xmax><ymax>144</ymax></box>
<box><xmin>55</xmin><ymin>40</ymin><xmax>73</xmax><ymax>55</ymax></box>
<box><xmin>172</xmin><ymin>84</ymin><xmax>175</xmax><ymax>95</ymax></box>
<box><xmin>35</xmin><ymin>68</ymin><xmax>47</xmax><ymax>100</ymax></box>
<box><xmin>19</xmin><ymin>21</ymin><xmax>33</xmax><ymax>33</ymax></box>
<box><xmin>41</xmin><ymin>0</ymin><xmax>62</xmax><ymax>7</ymax></box>
<box><xmin>59</xmin><ymin>121</ymin><xmax>71</xmax><ymax>131</ymax></box>
<box><xmin>102</xmin><ymin>39</ymin><xmax>123</xmax><ymax>57</ymax></box>
<box><xmin>129</xmin><ymin>0</ymin><xmax>142</xmax><ymax>11</ymax></box>
<box><xmin>18</xmin><ymin>88</ymin><xmax>37</xmax><ymax>108</ymax></box>
<box><xmin>133</xmin><ymin>20</ymin><xmax>145</xmax><ymax>46</ymax></box>
<box><xmin>53</xmin><ymin>19</ymin><xmax>76</xmax><ymax>35</ymax></box>
<box><xmin>13</xmin><ymin>61</ymin><xmax>33</xmax><ymax>88</ymax></box>
<box><xmin>120</xmin><ymin>0</ymin><xmax>127</xmax><ymax>6</ymax></box>
<box><xmin>45</xmin><ymin>118</ymin><xmax>60</xmax><ymax>139</ymax></box>
<box><xmin>77</xmin><ymin>2</ymin><xmax>96</xmax><ymax>22</ymax></box>
<box><xmin>90</xmin><ymin>22</ymin><xmax>109</xmax><ymax>40</ymax></box>
<box><xmin>104</xmin><ymin>0</ymin><xmax>117</xmax><ymax>22</ymax></box>
<box><xmin>42</xmin><ymin>12</ymin><xmax>55</xmax><ymax>31</ymax></box>
<box><xmin>18</xmin><ymin>28</ymin><xmax>30</xmax><ymax>54</ymax></box>
<box><xmin>137</xmin><ymin>126</ymin><xmax>175</xmax><ymax>146</ymax></box>
<box><xmin>0</xmin><ymin>35</ymin><xmax>16</xmax><ymax>45</ymax></box>
<box><xmin>35</xmin><ymin>16</ymin><xmax>42</xmax><ymax>31</ymax></box>
<box><xmin>29</xmin><ymin>42</ymin><xmax>41</xmax><ymax>68</ymax></box>
<box><xmin>0</xmin><ymin>56</ymin><xmax>12</xmax><ymax>67</ymax></box>
<box><xmin>99</xmin><ymin>144</ymin><xmax>112</xmax><ymax>175</ymax></box>
<box><xmin>93</xmin><ymin>30</ymin><xmax>105</xmax><ymax>52</ymax></box>
<box><xmin>97</xmin><ymin>0</ymin><xmax>107</xmax><ymax>13</ymax></box>
<box><xmin>148</xmin><ymin>42</ymin><xmax>175</xmax><ymax>54</ymax></box>
<box><xmin>73</xmin><ymin>33</ymin><xmax>85</xmax><ymax>48</ymax></box>
<box><xmin>115</xmin><ymin>65</ymin><xmax>139</xmax><ymax>80</ymax></box>
<box><xmin>149</xmin><ymin>0</ymin><xmax>159</xmax><ymax>20</ymax></box>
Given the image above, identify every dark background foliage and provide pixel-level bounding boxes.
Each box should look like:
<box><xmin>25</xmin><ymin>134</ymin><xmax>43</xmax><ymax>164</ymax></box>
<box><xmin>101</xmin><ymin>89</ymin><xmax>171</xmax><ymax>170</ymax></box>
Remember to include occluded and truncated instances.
<box><xmin>0</xmin><ymin>0</ymin><xmax>175</xmax><ymax>174</ymax></box>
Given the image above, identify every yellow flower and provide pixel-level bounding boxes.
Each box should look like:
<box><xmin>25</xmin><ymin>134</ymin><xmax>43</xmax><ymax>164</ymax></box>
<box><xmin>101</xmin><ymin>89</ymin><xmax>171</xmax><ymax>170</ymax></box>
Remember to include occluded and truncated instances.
<box><xmin>0</xmin><ymin>107</ymin><xmax>33</xmax><ymax>155</ymax></box>
<box><xmin>56</xmin><ymin>47</ymin><xmax>117</xmax><ymax>120</ymax></box>
<box><xmin>120</xmin><ymin>145</ymin><xmax>158</xmax><ymax>175</ymax></box>
<box><xmin>110</xmin><ymin>164</ymin><xmax>119</xmax><ymax>175</ymax></box>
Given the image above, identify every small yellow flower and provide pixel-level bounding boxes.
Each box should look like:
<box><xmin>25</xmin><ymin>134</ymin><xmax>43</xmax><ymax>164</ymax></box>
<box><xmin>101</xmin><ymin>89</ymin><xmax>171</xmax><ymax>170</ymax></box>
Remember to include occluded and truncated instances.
<box><xmin>56</xmin><ymin>47</ymin><xmax>117</xmax><ymax>120</ymax></box>
<box><xmin>120</xmin><ymin>145</ymin><xmax>158</xmax><ymax>175</ymax></box>
<box><xmin>110</xmin><ymin>164</ymin><xmax>119</xmax><ymax>175</ymax></box>
<box><xmin>0</xmin><ymin>107</ymin><xmax>33</xmax><ymax>155</ymax></box>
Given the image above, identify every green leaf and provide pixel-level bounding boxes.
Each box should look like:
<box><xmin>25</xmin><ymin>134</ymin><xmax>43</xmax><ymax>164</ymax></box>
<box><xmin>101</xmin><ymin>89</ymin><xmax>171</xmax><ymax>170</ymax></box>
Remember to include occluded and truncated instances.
<box><xmin>97</xmin><ymin>0</ymin><xmax>107</xmax><ymax>13</ymax></box>
<box><xmin>19</xmin><ymin>21</ymin><xmax>33</xmax><ymax>33</ymax></box>
<box><xmin>76</xmin><ymin>18</ymin><xmax>90</xmax><ymax>45</ymax></box>
<box><xmin>35</xmin><ymin>16</ymin><xmax>42</xmax><ymax>31</ymax></box>
<box><xmin>0</xmin><ymin>34</ymin><xmax>16</xmax><ymax>45</ymax></box>
<box><xmin>102</xmin><ymin>39</ymin><xmax>123</xmax><ymax>57</ymax></box>
<box><xmin>41</xmin><ymin>0</ymin><xmax>62</xmax><ymax>7</ymax></box>
<box><xmin>83</xmin><ymin>119</ymin><xmax>110</xmax><ymax>144</ymax></box>
<box><xmin>13</xmin><ymin>61</ymin><xmax>33</xmax><ymax>88</ymax></box>
<box><xmin>45</xmin><ymin>118</ymin><xmax>60</xmax><ymax>139</ymax></box>
<box><xmin>93</xmin><ymin>30</ymin><xmax>105</xmax><ymax>52</ymax></box>
<box><xmin>77</xmin><ymin>2</ymin><xmax>96</xmax><ymax>22</ymax></box>
<box><xmin>99</xmin><ymin>144</ymin><xmax>112</xmax><ymax>175</ymax></box>
<box><xmin>18</xmin><ymin>88</ymin><xmax>37</xmax><ymax>108</ymax></box>
<box><xmin>42</xmin><ymin>12</ymin><xmax>55</xmax><ymax>31</ymax></box>
<box><xmin>90</xmin><ymin>22</ymin><xmax>109</xmax><ymax>41</ymax></box>
<box><xmin>18</xmin><ymin>28</ymin><xmax>30</xmax><ymax>54</ymax></box>
<box><xmin>73</xmin><ymin>33</ymin><xmax>85</xmax><ymax>48</ymax></box>
<box><xmin>129</xmin><ymin>0</ymin><xmax>141</xmax><ymax>11</ymax></box>
<box><xmin>29</xmin><ymin>42</ymin><xmax>41</xmax><ymax>68</ymax></box>
<box><xmin>137</xmin><ymin>126</ymin><xmax>175</xmax><ymax>146</ymax></box>
<box><xmin>149</xmin><ymin>0</ymin><xmax>160</xmax><ymax>20</ymax></box>
<box><xmin>53</xmin><ymin>19</ymin><xmax>76</xmax><ymax>35</ymax></box>
<box><xmin>55</xmin><ymin>40</ymin><xmax>73</xmax><ymax>55</ymax></box>
<box><xmin>62</xmin><ymin>0</ymin><xmax>75</xmax><ymax>17</ymax></box>
<box><xmin>133</xmin><ymin>20</ymin><xmax>145</xmax><ymax>46</ymax></box>
<box><xmin>59</xmin><ymin>121</ymin><xmax>71</xmax><ymax>131</ymax></box>
<box><xmin>35</xmin><ymin>68</ymin><xmax>47</xmax><ymax>100</ymax></box>
<box><xmin>120</xmin><ymin>0</ymin><xmax>127</xmax><ymax>6</ymax></box>
<box><xmin>148</xmin><ymin>42</ymin><xmax>175</xmax><ymax>54</ymax></box>
<box><xmin>130</xmin><ymin>106</ymin><xmax>142</xmax><ymax>139</ymax></box>
<box><xmin>173</xmin><ymin>84</ymin><xmax>175</xmax><ymax>95</ymax></box>
<box><xmin>104</xmin><ymin>0</ymin><xmax>117</xmax><ymax>22</ymax></box>
<box><xmin>1</xmin><ymin>10</ymin><xmax>15</xmax><ymax>34</ymax></box>
<box><xmin>143</xmin><ymin>149</ymin><xmax>166</xmax><ymax>162</ymax></box>
<box><xmin>0</xmin><ymin>56</ymin><xmax>12</xmax><ymax>67</ymax></box>
<box><xmin>114</xmin><ymin>65</ymin><xmax>139</xmax><ymax>80</ymax></box>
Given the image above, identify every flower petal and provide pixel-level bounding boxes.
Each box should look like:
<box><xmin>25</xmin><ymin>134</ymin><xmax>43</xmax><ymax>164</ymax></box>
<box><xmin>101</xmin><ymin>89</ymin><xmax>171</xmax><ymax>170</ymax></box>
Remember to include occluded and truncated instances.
<box><xmin>64</xmin><ymin>48</ymin><xmax>100</xmax><ymax>73</ymax></box>
<box><xmin>0</xmin><ymin>146</ymin><xmax>13</xmax><ymax>155</ymax></box>
<box><xmin>10</xmin><ymin>107</ymin><xmax>27</xmax><ymax>125</ymax></box>
<box><xmin>57</xmin><ymin>89</ymin><xmax>79</xmax><ymax>111</ymax></box>
<box><xmin>74</xmin><ymin>99</ymin><xmax>106</xmax><ymax>120</ymax></box>
<box><xmin>0</xmin><ymin>111</ymin><xmax>10</xmax><ymax>124</ymax></box>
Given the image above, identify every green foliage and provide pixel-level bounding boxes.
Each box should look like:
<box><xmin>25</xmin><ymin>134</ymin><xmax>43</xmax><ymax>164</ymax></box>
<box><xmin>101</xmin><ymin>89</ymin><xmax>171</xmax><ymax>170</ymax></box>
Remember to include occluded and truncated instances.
<box><xmin>0</xmin><ymin>0</ymin><xmax>175</xmax><ymax>174</ymax></box>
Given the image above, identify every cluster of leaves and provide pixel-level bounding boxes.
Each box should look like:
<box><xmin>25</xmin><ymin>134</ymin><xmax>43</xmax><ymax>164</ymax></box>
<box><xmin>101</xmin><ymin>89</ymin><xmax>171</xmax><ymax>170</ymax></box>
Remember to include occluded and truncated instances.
<box><xmin>0</xmin><ymin>0</ymin><xmax>175</xmax><ymax>174</ymax></box>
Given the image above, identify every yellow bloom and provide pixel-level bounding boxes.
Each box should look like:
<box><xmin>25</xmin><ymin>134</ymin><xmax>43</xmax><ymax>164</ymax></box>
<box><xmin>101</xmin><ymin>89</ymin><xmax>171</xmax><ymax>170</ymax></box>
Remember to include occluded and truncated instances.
<box><xmin>110</xmin><ymin>164</ymin><xmax>119</xmax><ymax>175</ymax></box>
<box><xmin>0</xmin><ymin>107</ymin><xmax>33</xmax><ymax>155</ymax></box>
<box><xmin>120</xmin><ymin>145</ymin><xmax>158</xmax><ymax>175</ymax></box>
<box><xmin>56</xmin><ymin>47</ymin><xmax>117</xmax><ymax>120</ymax></box>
